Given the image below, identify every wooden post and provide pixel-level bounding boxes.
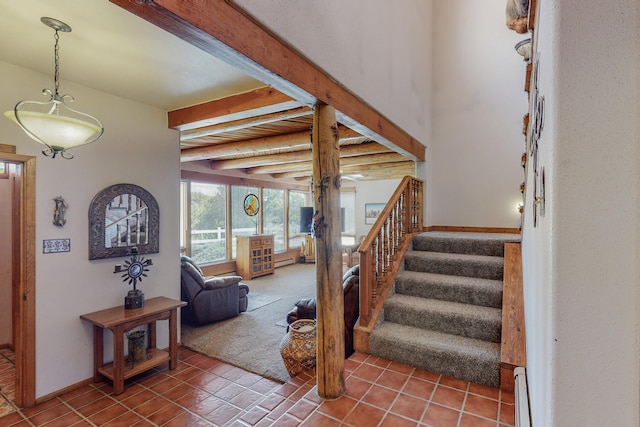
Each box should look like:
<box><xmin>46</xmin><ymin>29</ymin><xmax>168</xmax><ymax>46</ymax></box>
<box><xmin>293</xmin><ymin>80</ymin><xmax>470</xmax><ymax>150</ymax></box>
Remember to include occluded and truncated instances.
<box><xmin>312</xmin><ymin>102</ymin><xmax>345</xmax><ymax>399</ymax></box>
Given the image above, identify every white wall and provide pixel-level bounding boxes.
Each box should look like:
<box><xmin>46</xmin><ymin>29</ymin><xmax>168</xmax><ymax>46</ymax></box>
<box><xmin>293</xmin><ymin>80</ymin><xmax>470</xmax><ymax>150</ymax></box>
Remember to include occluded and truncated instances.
<box><xmin>233</xmin><ymin>0</ymin><xmax>433</xmax><ymax>151</ymax></box>
<box><xmin>522</xmin><ymin>1</ymin><xmax>640</xmax><ymax>426</ymax></box>
<box><xmin>430</xmin><ymin>1</ymin><xmax>526</xmax><ymax>228</ymax></box>
<box><xmin>236</xmin><ymin>0</ymin><xmax>525</xmax><ymax>229</ymax></box>
<box><xmin>352</xmin><ymin>179</ymin><xmax>401</xmax><ymax>239</ymax></box>
<box><xmin>0</xmin><ymin>61</ymin><xmax>180</xmax><ymax>398</ymax></box>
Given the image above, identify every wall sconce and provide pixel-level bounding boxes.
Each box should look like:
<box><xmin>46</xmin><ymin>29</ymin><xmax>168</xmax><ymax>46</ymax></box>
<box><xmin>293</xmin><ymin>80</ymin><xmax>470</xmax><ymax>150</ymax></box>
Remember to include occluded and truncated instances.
<box><xmin>515</xmin><ymin>38</ymin><xmax>532</xmax><ymax>62</ymax></box>
<box><xmin>4</xmin><ymin>17</ymin><xmax>103</xmax><ymax>159</ymax></box>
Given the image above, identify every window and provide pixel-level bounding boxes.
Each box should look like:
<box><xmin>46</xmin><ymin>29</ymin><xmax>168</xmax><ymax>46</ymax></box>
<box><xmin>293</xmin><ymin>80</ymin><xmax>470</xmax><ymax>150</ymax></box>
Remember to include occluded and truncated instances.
<box><xmin>190</xmin><ymin>182</ymin><xmax>227</xmax><ymax>264</ymax></box>
<box><xmin>231</xmin><ymin>185</ymin><xmax>259</xmax><ymax>258</ymax></box>
<box><xmin>263</xmin><ymin>188</ymin><xmax>285</xmax><ymax>252</ymax></box>
<box><xmin>288</xmin><ymin>190</ymin><xmax>309</xmax><ymax>251</ymax></box>
<box><xmin>181</xmin><ymin>177</ymin><xmax>312</xmax><ymax>264</ymax></box>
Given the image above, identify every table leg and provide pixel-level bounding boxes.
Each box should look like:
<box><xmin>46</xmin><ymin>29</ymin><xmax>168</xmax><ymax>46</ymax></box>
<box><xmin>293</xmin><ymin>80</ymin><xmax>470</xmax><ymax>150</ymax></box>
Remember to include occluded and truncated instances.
<box><xmin>169</xmin><ymin>308</ymin><xmax>178</xmax><ymax>370</ymax></box>
<box><xmin>93</xmin><ymin>325</ymin><xmax>104</xmax><ymax>382</ymax></box>
<box><xmin>112</xmin><ymin>325</ymin><xmax>125</xmax><ymax>395</ymax></box>
<box><xmin>147</xmin><ymin>321</ymin><xmax>157</xmax><ymax>350</ymax></box>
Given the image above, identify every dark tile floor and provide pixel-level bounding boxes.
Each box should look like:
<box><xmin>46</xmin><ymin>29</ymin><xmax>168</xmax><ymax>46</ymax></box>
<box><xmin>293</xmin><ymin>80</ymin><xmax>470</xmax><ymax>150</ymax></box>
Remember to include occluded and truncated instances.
<box><xmin>0</xmin><ymin>347</ymin><xmax>515</xmax><ymax>426</ymax></box>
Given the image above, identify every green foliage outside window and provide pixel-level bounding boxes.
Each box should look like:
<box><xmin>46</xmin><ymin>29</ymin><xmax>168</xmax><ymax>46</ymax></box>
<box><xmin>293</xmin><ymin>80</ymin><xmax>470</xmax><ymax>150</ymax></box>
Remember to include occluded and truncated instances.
<box><xmin>190</xmin><ymin>182</ymin><xmax>226</xmax><ymax>264</ymax></box>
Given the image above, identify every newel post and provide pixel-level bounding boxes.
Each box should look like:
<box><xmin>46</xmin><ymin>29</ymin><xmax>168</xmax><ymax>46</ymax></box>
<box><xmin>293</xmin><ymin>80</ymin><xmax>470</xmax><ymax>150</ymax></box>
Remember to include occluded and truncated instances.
<box><xmin>312</xmin><ymin>101</ymin><xmax>346</xmax><ymax>399</ymax></box>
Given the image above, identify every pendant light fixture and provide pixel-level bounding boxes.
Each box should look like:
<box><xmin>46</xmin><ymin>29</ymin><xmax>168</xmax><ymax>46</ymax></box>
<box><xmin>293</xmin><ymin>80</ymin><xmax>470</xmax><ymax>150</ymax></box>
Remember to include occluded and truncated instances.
<box><xmin>4</xmin><ymin>17</ymin><xmax>104</xmax><ymax>159</ymax></box>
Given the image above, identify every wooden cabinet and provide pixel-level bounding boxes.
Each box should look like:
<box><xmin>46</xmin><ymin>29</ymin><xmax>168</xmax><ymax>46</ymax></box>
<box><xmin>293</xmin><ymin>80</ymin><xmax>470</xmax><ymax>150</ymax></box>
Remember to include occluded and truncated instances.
<box><xmin>80</xmin><ymin>297</ymin><xmax>186</xmax><ymax>395</ymax></box>
<box><xmin>236</xmin><ymin>234</ymin><xmax>275</xmax><ymax>279</ymax></box>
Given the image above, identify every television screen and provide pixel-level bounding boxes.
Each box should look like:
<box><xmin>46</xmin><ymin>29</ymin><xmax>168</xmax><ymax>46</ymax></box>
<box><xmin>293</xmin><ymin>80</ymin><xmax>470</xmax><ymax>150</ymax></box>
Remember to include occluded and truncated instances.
<box><xmin>300</xmin><ymin>207</ymin><xmax>314</xmax><ymax>233</ymax></box>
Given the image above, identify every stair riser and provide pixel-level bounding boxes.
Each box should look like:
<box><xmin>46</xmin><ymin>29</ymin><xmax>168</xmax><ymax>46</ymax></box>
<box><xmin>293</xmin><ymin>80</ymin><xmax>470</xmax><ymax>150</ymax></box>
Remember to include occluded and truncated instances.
<box><xmin>395</xmin><ymin>275</ymin><xmax>503</xmax><ymax>308</ymax></box>
<box><xmin>404</xmin><ymin>255</ymin><xmax>503</xmax><ymax>280</ymax></box>
<box><xmin>370</xmin><ymin>335</ymin><xmax>500</xmax><ymax>388</ymax></box>
<box><xmin>385</xmin><ymin>304</ymin><xmax>501</xmax><ymax>343</ymax></box>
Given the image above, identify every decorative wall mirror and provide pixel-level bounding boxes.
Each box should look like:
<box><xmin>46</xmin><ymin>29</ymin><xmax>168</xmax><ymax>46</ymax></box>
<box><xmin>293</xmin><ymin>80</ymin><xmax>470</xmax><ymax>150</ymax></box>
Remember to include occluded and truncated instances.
<box><xmin>89</xmin><ymin>183</ymin><xmax>159</xmax><ymax>260</ymax></box>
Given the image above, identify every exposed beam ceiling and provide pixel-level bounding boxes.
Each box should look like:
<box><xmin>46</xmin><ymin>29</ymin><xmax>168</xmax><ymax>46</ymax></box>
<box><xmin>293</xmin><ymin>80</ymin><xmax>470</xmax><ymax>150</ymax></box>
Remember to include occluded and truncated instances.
<box><xmin>111</xmin><ymin>0</ymin><xmax>423</xmax><ymax>183</ymax></box>
<box><xmin>177</xmin><ymin>88</ymin><xmax>416</xmax><ymax>181</ymax></box>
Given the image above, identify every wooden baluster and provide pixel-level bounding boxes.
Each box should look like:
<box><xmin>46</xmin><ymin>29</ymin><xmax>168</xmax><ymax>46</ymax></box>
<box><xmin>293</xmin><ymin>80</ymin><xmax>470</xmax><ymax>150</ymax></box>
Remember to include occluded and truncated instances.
<box><xmin>359</xmin><ymin>250</ymin><xmax>371</xmax><ymax>325</ymax></box>
<box><xmin>380</xmin><ymin>219</ymin><xmax>386</xmax><ymax>288</ymax></box>
<box><xmin>389</xmin><ymin>209</ymin><xmax>396</xmax><ymax>265</ymax></box>
<box><xmin>370</xmin><ymin>240</ymin><xmax>378</xmax><ymax>307</ymax></box>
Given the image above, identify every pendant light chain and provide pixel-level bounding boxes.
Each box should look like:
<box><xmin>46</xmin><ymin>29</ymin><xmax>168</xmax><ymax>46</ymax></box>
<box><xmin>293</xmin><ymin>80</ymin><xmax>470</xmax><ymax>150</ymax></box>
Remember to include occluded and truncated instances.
<box><xmin>53</xmin><ymin>29</ymin><xmax>61</xmax><ymax>97</ymax></box>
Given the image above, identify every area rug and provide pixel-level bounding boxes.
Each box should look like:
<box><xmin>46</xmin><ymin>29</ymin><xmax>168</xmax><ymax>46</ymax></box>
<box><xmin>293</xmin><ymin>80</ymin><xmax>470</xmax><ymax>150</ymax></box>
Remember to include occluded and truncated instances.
<box><xmin>181</xmin><ymin>263</ymin><xmax>317</xmax><ymax>383</ymax></box>
<box><xmin>246</xmin><ymin>294</ymin><xmax>281</xmax><ymax>312</ymax></box>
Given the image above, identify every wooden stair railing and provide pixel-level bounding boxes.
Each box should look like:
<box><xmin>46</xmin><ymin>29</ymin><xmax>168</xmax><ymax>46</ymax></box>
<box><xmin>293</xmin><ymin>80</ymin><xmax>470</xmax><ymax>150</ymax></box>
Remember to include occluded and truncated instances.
<box><xmin>353</xmin><ymin>176</ymin><xmax>423</xmax><ymax>353</ymax></box>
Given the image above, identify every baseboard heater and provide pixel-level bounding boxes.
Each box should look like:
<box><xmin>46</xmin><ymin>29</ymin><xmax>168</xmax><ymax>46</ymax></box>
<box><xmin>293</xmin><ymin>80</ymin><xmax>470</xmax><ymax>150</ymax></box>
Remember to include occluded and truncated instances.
<box><xmin>275</xmin><ymin>258</ymin><xmax>296</xmax><ymax>268</ymax></box>
<box><xmin>514</xmin><ymin>367</ymin><xmax>532</xmax><ymax>427</ymax></box>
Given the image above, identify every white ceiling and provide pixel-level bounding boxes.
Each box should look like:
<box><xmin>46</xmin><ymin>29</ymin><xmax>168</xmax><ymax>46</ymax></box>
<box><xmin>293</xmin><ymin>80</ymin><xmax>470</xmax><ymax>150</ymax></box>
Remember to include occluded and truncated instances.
<box><xmin>0</xmin><ymin>0</ymin><xmax>264</xmax><ymax>111</ymax></box>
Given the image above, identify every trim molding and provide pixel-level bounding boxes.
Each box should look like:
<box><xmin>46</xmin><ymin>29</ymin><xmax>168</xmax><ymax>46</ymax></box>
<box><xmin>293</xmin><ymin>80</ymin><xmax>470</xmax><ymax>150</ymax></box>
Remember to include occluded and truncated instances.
<box><xmin>424</xmin><ymin>226</ymin><xmax>521</xmax><ymax>234</ymax></box>
<box><xmin>35</xmin><ymin>378</ymin><xmax>94</xmax><ymax>405</ymax></box>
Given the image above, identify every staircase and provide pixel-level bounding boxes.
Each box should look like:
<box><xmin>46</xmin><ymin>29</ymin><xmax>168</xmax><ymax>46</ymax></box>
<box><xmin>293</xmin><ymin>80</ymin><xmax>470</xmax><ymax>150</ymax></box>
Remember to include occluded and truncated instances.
<box><xmin>369</xmin><ymin>231</ymin><xmax>521</xmax><ymax>388</ymax></box>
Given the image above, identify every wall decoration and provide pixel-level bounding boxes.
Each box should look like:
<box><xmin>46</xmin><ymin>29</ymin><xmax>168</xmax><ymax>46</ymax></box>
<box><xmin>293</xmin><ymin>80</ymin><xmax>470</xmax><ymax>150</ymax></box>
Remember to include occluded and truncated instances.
<box><xmin>53</xmin><ymin>196</ymin><xmax>68</xmax><ymax>227</ymax></box>
<box><xmin>43</xmin><ymin>238</ymin><xmax>70</xmax><ymax>253</ymax></box>
<box><xmin>365</xmin><ymin>203</ymin><xmax>385</xmax><ymax>225</ymax></box>
<box><xmin>0</xmin><ymin>162</ymin><xmax>7</xmax><ymax>178</ymax></box>
<box><xmin>88</xmin><ymin>183</ymin><xmax>159</xmax><ymax>260</ymax></box>
<box><xmin>243</xmin><ymin>193</ymin><xmax>259</xmax><ymax>216</ymax></box>
<box><xmin>529</xmin><ymin>55</ymin><xmax>546</xmax><ymax>227</ymax></box>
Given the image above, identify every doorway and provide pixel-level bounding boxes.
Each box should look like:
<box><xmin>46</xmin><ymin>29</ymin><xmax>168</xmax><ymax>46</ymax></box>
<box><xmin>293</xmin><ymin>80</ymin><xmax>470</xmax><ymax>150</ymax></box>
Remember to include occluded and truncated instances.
<box><xmin>0</xmin><ymin>153</ymin><xmax>36</xmax><ymax>408</ymax></box>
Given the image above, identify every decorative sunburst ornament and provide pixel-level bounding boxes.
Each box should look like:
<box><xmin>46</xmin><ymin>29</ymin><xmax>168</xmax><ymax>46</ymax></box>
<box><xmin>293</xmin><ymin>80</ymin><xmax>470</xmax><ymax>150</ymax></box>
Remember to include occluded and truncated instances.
<box><xmin>114</xmin><ymin>247</ymin><xmax>153</xmax><ymax>309</ymax></box>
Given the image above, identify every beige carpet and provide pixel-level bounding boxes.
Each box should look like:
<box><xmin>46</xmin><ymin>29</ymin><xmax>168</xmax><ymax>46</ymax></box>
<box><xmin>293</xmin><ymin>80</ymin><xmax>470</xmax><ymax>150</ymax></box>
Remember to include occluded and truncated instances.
<box><xmin>181</xmin><ymin>263</ymin><xmax>317</xmax><ymax>383</ymax></box>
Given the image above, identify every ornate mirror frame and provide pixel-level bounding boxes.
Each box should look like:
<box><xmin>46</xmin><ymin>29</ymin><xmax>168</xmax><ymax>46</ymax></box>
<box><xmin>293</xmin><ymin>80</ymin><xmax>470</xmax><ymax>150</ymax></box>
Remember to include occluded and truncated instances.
<box><xmin>88</xmin><ymin>183</ymin><xmax>159</xmax><ymax>260</ymax></box>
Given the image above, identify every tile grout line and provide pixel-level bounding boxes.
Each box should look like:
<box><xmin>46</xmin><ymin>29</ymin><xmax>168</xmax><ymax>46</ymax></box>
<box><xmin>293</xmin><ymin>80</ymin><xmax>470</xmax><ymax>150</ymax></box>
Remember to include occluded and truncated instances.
<box><xmin>454</xmin><ymin>381</ymin><xmax>471</xmax><ymax>427</ymax></box>
<box><xmin>57</xmin><ymin>395</ymin><xmax>99</xmax><ymax>427</ymax></box>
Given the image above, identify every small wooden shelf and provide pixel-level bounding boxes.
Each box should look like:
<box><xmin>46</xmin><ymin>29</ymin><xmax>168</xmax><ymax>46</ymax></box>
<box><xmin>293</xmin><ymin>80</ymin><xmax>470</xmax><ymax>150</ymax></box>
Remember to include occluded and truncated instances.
<box><xmin>97</xmin><ymin>348</ymin><xmax>170</xmax><ymax>381</ymax></box>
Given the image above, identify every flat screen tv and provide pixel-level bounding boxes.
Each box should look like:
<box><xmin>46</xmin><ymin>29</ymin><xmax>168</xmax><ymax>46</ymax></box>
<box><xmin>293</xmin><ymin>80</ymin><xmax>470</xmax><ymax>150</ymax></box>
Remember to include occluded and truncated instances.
<box><xmin>299</xmin><ymin>207</ymin><xmax>314</xmax><ymax>233</ymax></box>
<box><xmin>299</xmin><ymin>207</ymin><xmax>345</xmax><ymax>233</ymax></box>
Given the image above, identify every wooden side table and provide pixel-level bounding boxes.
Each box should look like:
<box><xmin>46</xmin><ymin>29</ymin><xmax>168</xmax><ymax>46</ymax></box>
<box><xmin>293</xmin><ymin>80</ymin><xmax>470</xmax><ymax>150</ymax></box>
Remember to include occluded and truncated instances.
<box><xmin>80</xmin><ymin>296</ymin><xmax>186</xmax><ymax>395</ymax></box>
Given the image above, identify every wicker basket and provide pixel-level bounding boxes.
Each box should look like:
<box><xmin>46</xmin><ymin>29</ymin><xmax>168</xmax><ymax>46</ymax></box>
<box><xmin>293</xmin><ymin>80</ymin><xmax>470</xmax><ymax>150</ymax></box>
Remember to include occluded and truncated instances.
<box><xmin>279</xmin><ymin>319</ymin><xmax>317</xmax><ymax>377</ymax></box>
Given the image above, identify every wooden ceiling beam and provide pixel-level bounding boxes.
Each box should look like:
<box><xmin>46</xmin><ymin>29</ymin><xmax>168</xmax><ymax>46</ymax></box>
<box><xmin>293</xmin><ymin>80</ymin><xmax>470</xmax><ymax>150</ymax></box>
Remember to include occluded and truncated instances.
<box><xmin>272</xmin><ymin>160</ymin><xmax>416</xmax><ymax>180</ymax></box>
<box><xmin>209</xmin><ymin>142</ymin><xmax>391</xmax><ymax>170</ymax></box>
<box><xmin>180</xmin><ymin>106</ymin><xmax>312</xmax><ymax>142</ymax></box>
<box><xmin>110</xmin><ymin>0</ymin><xmax>426</xmax><ymax>161</ymax></box>
<box><xmin>181</xmin><ymin>125</ymin><xmax>360</xmax><ymax>162</ymax></box>
<box><xmin>168</xmin><ymin>86</ymin><xmax>302</xmax><ymax>131</ymax></box>
<box><xmin>245</xmin><ymin>152</ymin><xmax>406</xmax><ymax>175</ymax></box>
<box><xmin>341</xmin><ymin>161</ymin><xmax>416</xmax><ymax>174</ymax></box>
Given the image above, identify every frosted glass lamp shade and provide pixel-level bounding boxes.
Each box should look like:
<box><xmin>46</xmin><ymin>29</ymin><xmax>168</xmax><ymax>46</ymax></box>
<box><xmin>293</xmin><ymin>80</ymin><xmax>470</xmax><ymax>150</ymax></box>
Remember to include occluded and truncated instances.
<box><xmin>4</xmin><ymin>110</ymin><xmax>102</xmax><ymax>149</ymax></box>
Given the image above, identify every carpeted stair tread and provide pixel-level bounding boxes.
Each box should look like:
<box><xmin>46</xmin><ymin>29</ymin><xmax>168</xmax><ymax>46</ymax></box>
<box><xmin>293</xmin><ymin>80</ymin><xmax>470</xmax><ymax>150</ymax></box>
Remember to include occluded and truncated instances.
<box><xmin>404</xmin><ymin>251</ymin><xmax>504</xmax><ymax>280</ymax></box>
<box><xmin>411</xmin><ymin>232</ymin><xmax>520</xmax><ymax>256</ymax></box>
<box><xmin>370</xmin><ymin>322</ymin><xmax>500</xmax><ymax>387</ymax></box>
<box><xmin>385</xmin><ymin>294</ymin><xmax>502</xmax><ymax>342</ymax></box>
<box><xmin>395</xmin><ymin>270</ymin><xmax>503</xmax><ymax>308</ymax></box>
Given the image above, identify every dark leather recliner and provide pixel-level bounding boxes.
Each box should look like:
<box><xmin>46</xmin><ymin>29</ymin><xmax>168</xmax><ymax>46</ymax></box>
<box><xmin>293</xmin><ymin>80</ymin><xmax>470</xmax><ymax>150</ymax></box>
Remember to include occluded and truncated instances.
<box><xmin>180</xmin><ymin>255</ymin><xmax>249</xmax><ymax>325</ymax></box>
<box><xmin>286</xmin><ymin>265</ymin><xmax>360</xmax><ymax>357</ymax></box>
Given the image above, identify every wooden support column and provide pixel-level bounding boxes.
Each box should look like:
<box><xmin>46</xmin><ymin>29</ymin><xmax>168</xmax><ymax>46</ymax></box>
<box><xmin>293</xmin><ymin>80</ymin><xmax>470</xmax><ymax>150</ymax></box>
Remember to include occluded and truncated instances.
<box><xmin>312</xmin><ymin>102</ymin><xmax>345</xmax><ymax>399</ymax></box>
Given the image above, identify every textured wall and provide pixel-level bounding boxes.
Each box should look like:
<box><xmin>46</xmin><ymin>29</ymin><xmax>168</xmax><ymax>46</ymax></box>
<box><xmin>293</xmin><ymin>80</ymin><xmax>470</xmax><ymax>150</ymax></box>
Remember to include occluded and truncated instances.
<box><xmin>233</xmin><ymin>0</ymin><xmax>432</xmax><ymax>149</ymax></box>
<box><xmin>522</xmin><ymin>1</ymin><xmax>640</xmax><ymax>426</ymax></box>
<box><xmin>429</xmin><ymin>0</ymin><xmax>527</xmax><ymax>228</ymax></box>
